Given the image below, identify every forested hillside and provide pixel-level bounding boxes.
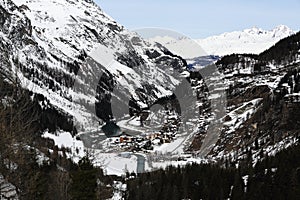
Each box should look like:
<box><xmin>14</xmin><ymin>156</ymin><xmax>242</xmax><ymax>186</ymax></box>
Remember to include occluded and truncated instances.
<box><xmin>126</xmin><ymin>144</ymin><xmax>300</xmax><ymax>200</ymax></box>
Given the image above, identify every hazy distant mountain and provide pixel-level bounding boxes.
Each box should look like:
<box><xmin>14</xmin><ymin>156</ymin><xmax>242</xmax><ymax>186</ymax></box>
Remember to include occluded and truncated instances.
<box><xmin>149</xmin><ymin>25</ymin><xmax>295</xmax><ymax>58</ymax></box>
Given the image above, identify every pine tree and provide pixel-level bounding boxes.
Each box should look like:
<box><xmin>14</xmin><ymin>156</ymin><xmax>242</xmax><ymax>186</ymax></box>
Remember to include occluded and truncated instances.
<box><xmin>69</xmin><ymin>156</ymin><xmax>98</xmax><ymax>200</ymax></box>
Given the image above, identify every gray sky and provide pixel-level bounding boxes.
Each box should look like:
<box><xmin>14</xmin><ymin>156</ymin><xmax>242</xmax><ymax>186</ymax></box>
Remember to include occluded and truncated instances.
<box><xmin>96</xmin><ymin>0</ymin><xmax>300</xmax><ymax>38</ymax></box>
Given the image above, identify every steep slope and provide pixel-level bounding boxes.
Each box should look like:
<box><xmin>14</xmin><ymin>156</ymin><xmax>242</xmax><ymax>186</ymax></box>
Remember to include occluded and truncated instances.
<box><xmin>1</xmin><ymin>0</ymin><xmax>299</xmax><ymax>179</ymax></box>
<box><xmin>149</xmin><ymin>25</ymin><xmax>295</xmax><ymax>58</ymax></box>
<box><xmin>0</xmin><ymin>0</ymin><xmax>186</xmax><ymax>136</ymax></box>
<box><xmin>196</xmin><ymin>31</ymin><xmax>300</xmax><ymax>164</ymax></box>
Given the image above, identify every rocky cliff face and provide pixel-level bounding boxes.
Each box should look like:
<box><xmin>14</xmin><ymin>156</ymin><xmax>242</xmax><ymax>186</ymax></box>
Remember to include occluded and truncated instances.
<box><xmin>0</xmin><ymin>0</ymin><xmax>186</xmax><ymax>135</ymax></box>
<box><xmin>1</xmin><ymin>0</ymin><xmax>300</xmax><ymax>169</ymax></box>
<box><xmin>194</xmin><ymin>32</ymin><xmax>300</xmax><ymax>163</ymax></box>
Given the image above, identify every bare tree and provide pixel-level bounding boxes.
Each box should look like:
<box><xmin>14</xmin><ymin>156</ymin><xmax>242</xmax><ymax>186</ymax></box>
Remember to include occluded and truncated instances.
<box><xmin>0</xmin><ymin>74</ymin><xmax>40</xmax><ymax>197</ymax></box>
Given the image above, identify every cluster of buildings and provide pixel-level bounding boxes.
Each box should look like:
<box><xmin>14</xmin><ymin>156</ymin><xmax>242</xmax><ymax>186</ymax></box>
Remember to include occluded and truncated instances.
<box><xmin>108</xmin><ymin>131</ymin><xmax>176</xmax><ymax>152</ymax></box>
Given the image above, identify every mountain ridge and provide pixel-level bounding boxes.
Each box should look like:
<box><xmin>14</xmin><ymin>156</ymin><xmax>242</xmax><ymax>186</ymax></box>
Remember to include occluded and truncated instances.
<box><xmin>149</xmin><ymin>25</ymin><xmax>295</xmax><ymax>58</ymax></box>
<box><xmin>1</xmin><ymin>0</ymin><xmax>300</xmax><ymax>198</ymax></box>
<box><xmin>0</xmin><ymin>0</ymin><xmax>186</xmax><ymax>134</ymax></box>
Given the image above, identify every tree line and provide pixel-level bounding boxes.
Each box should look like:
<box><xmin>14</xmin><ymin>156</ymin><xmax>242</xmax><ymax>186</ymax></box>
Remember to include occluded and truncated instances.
<box><xmin>126</xmin><ymin>143</ymin><xmax>300</xmax><ymax>200</ymax></box>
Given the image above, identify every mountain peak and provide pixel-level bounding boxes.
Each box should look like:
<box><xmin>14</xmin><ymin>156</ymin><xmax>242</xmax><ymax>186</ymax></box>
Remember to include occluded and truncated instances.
<box><xmin>150</xmin><ymin>25</ymin><xmax>295</xmax><ymax>57</ymax></box>
<box><xmin>273</xmin><ymin>24</ymin><xmax>291</xmax><ymax>31</ymax></box>
<box><xmin>271</xmin><ymin>25</ymin><xmax>294</xmax><ymax>38</ymax></box>
<box><xmin>244</xmin><ymin>26</ymin><xmax>266</xmax><ymax>34</ymax></box>
<box><xmin>243</xmin><ymin>25</ymin><xmax>294</xmax><ymax>36</ymax></box>
<box><xmin>1</xmin><ymin>0</ymin><xmax>186</xmax><ymax>133</ymax></box>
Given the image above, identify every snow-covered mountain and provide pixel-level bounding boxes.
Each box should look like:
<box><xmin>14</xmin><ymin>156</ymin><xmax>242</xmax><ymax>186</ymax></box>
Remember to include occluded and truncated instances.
<box><xmin>149</xmin><ymin>25</ymin><xmax>295</xmax><ymax>58</ymax></box>
<box><xmin>1</xmin><ymin>0</ymin><xmax>300</xmax><ymax>181</ymax></box>
<box><xmin>2</xmin><ymin>1</ymin><xmax>300</xmax><ymax>198</ymax></box>
<box><xmin>198</xmin><ymin>25</ymin><xmax>295</xmax><ymax>56</ymax></box>
<box><xmin>0</xmin><ymin>0</ymin><xmax>186</xmax><ymax>134</ymax></box>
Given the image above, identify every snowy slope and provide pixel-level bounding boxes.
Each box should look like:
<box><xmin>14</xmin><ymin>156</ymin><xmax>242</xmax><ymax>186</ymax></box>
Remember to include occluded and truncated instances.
<box><xmin>2</xmin><ymin>0</ymin><xmax>299</xmax><ymax>176</ymax></box>
<box><xmin>0</xmin><ymin>0</ymin><xmax>185</xmax><ymax>134</ymax></box>
<box><xmin>149</xmin><ymin>35</ymin><xmax>208</xmax><ymax>59</ymax></box>
<box><xmin>197</xmin><ymin>25</ymin><xmax>295</xmax><ymax>56</ymax></box>
<box><xmin>0</xmin><ymin>0</ymin><xmax>195</xmax><ymax>174</ymax></box>
<box><xmin>149</xmin><ymin>25</ymin><xmax>295</xmax><ymax>58</ymax></box>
